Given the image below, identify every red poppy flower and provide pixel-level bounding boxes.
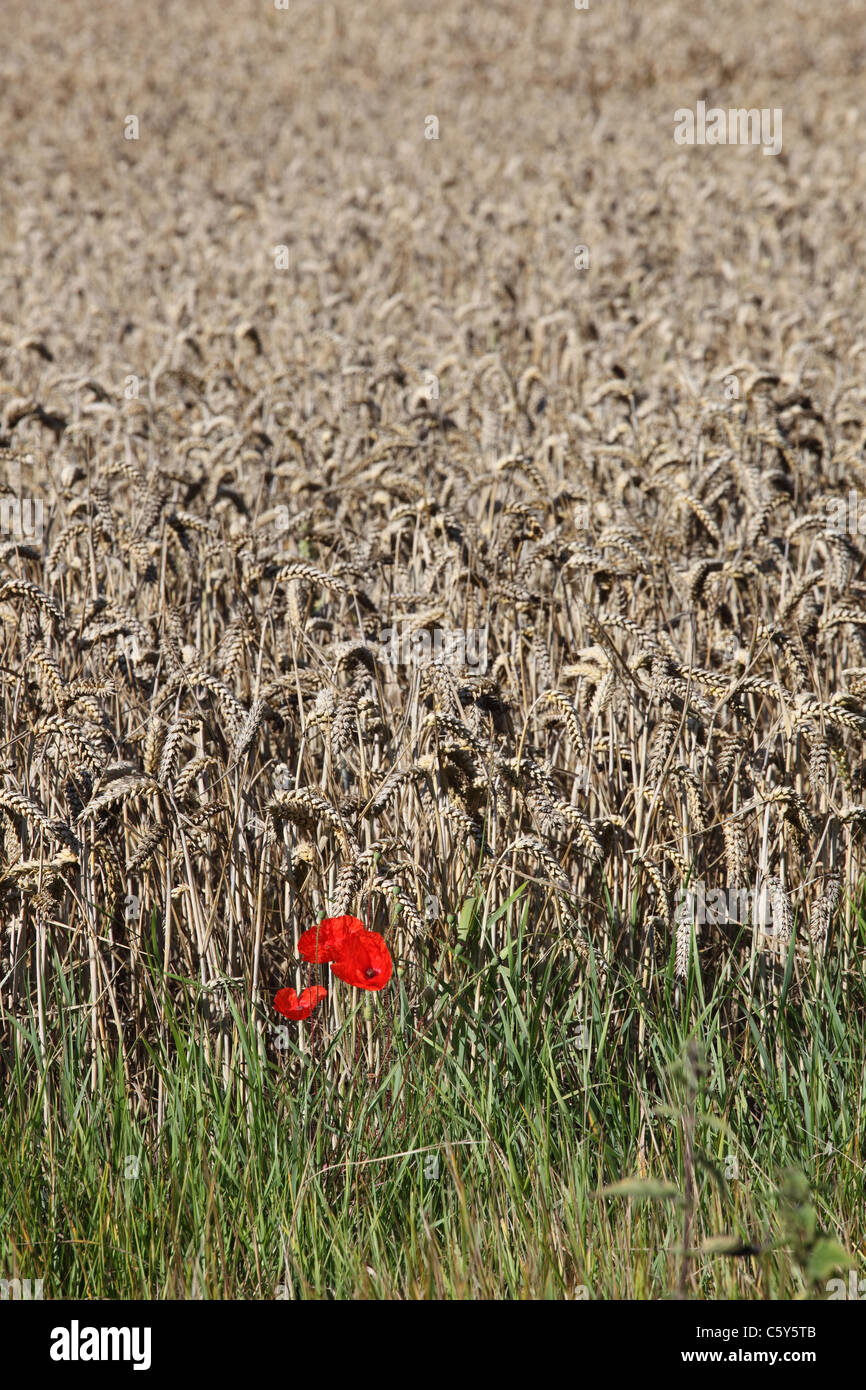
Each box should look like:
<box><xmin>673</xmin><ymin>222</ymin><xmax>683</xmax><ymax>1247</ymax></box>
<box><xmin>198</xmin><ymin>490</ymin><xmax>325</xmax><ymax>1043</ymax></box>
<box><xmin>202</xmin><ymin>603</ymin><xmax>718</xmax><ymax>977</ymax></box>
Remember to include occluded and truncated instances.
<box><xmin>273</xmin><ymin>985</ymin><xmax>327</xmax><ymax>1021</ymax></box>
<box><xmin>298</xmin><ymin>915</ymin><xmax>365</xmax><ymax>963</ymax></box>
<box><xmin>330</xmin><ymin>931</ymin><xmax>393</xmax><ymax>992</ymax></box>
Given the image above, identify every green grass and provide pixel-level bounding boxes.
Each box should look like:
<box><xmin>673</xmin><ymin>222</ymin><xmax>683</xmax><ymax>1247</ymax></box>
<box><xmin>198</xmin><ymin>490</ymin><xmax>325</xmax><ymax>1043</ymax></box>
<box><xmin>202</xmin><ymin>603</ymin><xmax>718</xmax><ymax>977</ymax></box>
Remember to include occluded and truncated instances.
<box><xmin>1</xmin><ymin>888</ymin><xmax>864</xmax><ymax>1299</ymax></box>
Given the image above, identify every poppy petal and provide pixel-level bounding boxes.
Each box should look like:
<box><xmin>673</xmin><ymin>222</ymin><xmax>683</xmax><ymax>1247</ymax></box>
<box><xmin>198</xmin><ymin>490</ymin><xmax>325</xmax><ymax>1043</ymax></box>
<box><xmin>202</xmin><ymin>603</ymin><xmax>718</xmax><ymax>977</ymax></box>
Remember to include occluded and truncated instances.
<box><xmin>330</xmin><ymin>931</ymin><xmax>393</xmax><ymax>992</ymax></box>
<box><xmin>297</xmin><ymin>986</ymin><xmax>327</xmax><ymax>1009</ymax></box>
<box><xmin>298</xmin><ymin>915</ymin><xmax>365</xmax><ymax>963</ymax></box>
<box><xmin>274</xmin><ymin>985</ymin><xmax>326</xmax><ymax>1020</ymax></box>
<box><xmin>274</xmin><ymin>987</ymin><xmax>303</xmax><ymax>1019</ymax></box>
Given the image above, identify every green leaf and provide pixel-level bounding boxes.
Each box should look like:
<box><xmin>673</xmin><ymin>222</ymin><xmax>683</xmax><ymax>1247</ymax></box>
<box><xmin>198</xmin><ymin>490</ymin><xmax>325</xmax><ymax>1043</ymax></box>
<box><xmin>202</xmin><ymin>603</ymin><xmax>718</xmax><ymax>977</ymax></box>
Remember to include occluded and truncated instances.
<box><xmin>806</xmin><ymin>1238</ymin><xmax>854</xmax><ymax>1281</ymax></box>
<box><xmin>457</xmin><ymin>896</ymin><xmax>481</xmax><ymax>943</ymax></box>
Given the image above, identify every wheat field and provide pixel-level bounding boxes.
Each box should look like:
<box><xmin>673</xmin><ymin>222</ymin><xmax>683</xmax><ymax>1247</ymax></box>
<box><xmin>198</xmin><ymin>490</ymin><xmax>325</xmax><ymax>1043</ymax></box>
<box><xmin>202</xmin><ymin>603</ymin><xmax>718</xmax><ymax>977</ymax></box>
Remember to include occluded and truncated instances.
<box><xmin>1</xmin><ymin>0</ymin><xmax>865</xmax><ymax>1301</ymax></box>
